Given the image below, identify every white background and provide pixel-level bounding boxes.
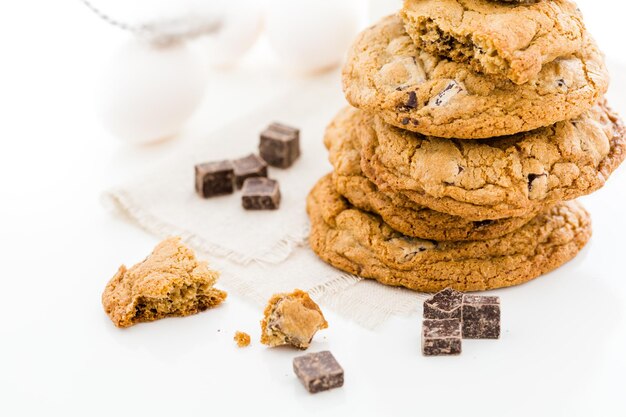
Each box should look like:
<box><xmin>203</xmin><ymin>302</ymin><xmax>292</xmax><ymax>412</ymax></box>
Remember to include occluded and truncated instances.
<box><xmin>1</xmin><ymin>1</ymin><xmax>626</xmax><ymax>416</ymax></box>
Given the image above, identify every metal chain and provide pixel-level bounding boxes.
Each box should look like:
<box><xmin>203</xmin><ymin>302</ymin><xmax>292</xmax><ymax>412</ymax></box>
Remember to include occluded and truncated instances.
<box><xmin>80</xmin><ymin>0</ymin><xmax>145</xmax><ymax>34</ymax></box>
<box><xmin>79</xmin><ymin>0</ymin><xmax>222</xmax><ymax>46</ymax></box>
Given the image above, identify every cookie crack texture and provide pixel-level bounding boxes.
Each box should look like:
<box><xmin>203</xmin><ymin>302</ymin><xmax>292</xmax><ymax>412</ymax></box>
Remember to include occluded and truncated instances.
<box><xmin>307</xmin><ymin>175</ymin><xmax>592</xmax><ymax>293</ymax></box>
<box><xmin>342</xmin><ymin>14</ymin><xmax>608</xmax><ymax>139</ymax></box>
<box><xmin>356</xmin><ymin>100</ymin><xmax>625</xmax><ymax>220</ymax></box>
<box><xmin>327</xmin><ymin>154</ymin><xmax>536</xmax><ymax>241</ymax></box>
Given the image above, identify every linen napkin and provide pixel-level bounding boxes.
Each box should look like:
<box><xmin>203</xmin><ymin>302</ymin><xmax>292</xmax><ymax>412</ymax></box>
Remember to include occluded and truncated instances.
<box><xmin>103</xmin><ymin>75</ymin><xmax>426</xmax><ymax>328</ymax></box>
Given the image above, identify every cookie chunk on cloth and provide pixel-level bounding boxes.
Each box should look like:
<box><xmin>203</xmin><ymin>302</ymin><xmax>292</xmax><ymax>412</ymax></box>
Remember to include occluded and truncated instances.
<box><xmin>102</xmin><ymin>237</ymin><xmax>227</xmax><ymax>328</ymax></box>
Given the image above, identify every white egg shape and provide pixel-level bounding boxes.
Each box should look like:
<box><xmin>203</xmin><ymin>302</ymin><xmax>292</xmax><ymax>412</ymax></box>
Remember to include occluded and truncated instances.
<box><xmin>265</xmin><ymin>0</ymin><xmax>368</xmax><ymax>74</ymax></box>
<box><xmin>199</xmin><ymin>0</ymin><xmax>265</xmax><ymax>68</ymax></box>
<box><xmin>98</xmin><ymin>39</ymin><xmax>207</xmax><ymax>144</ymax></box>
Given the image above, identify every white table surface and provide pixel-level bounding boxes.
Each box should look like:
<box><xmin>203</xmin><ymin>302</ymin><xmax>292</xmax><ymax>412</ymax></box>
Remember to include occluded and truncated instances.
<box><xmin>2</xmin><ymin>1</ymin><xmax>626</xmax><ymax>416</ymax></box>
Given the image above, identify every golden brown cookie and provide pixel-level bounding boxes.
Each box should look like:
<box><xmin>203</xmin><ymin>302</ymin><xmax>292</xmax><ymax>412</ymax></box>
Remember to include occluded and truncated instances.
<box><xmin>325</xmin><ymin>107</ymin><xmax>535</xmax><ymax>240</ymax></box>
<box><xmin>102</xmin><ymin>237</ymin><xmax>227</xmax><ymax>328</ymax></box>
<box><xmin>358</xmin><ymin>101</ymin><xmax>625</xmax><ymax>221</ymax></box>
<box><xmin>307</xmin><ymin>175</ymin><xmax>592</xmax><ymax>293</ymax></box>
<box><xmin>400</xmin><ymin>0</ymin><xmax>586</xmax><ymax>84</ymax></box>
<box><xmin>342</xmin><ymin>15</ymin><xmax>608</xmax><ymax>139</ymax></box>
<box><xmin>260</xmin><ymin>289</ymin><xmax>328</xmax><ymax>350</ymax></box>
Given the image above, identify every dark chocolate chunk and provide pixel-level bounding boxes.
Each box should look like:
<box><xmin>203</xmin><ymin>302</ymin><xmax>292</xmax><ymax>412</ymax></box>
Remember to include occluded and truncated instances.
<box><xmin>527</xmin><ymin>173</ymin><xmax>546</xmax><ymax>192</ymax></box>
<box><xmin>194</xmin><ymin>160</ymin><xmax>235</xmax><ymax>198</ymax></box>
<box><xmin>422</xmin><ymin>318</ymin><xmax>462</xmax><ymax>356</ymax></box>
<box><xmin>462</xmin><ymin>294</ymin><xmax>501</xmax><ymax>339</ymax></box>
<box><xmin>398</xmin><ymin>91</ymin><xmax>418</xmax><ymax>112</ymax></box>
<box><xmin>259</xmin><ymin>122</ymin><xmax>300</xmax><ymax>168</ymax></box>
<box><xmin>241</xmin><ymin>178</ymin><xmax>281</xmax><ymax>210</ymax></box>
<box><xmin>293</xmin><ymin>351</ymin><xmax>344</xmax><ymax>394</ymax></box>
<box><xmin>423</xmin><ymin>288</ymin><xmax>463</xmax><ymax>319</ymax></box>
<box><xmin>405</xmin><ymin>91</ymin><xmax>418</xmax><ymax>109</ymax></box>
<box><xmin>232</xmin><ymin>154</ymin><xmax>268</xmax><ymax>189</ymax></box>
<box><xmin>473</xmin><ymin>220</ymin><xmax>494</xmax><ymax>228</ymax></box>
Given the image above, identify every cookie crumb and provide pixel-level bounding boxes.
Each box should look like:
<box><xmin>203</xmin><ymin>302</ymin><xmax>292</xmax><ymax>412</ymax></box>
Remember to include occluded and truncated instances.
<box><xmin>234</xmin><ymin>331</ymin><xmax>251</xmax><ymax>348</ymax></box>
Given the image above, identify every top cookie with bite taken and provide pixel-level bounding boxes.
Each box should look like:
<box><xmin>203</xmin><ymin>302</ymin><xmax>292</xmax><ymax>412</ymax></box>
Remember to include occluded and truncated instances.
<box><xmin>342</xmin><ymin>15</ymin><xmax>607</xmax><ymax>139</ymax></box>
<box><xmin>400</xmin><ymin>0</ymin><xmax>586</xmax><ymax>85</ymax></box>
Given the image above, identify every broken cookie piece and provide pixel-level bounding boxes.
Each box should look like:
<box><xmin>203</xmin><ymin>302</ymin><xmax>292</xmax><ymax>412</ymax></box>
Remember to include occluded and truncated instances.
<box><xmin>234</xmin><ymin>331</ymin><xmax>251</xmax><ymax>348</ymax></box>
<box><xmin>260</xmin><ymin>289</ymin><xmax>328</xmax><ymax>349</ymax></box>
<box><xmin>102</xmin><ymin>237</ymin><xmax>227</xmax><ymax>328</ymax></box>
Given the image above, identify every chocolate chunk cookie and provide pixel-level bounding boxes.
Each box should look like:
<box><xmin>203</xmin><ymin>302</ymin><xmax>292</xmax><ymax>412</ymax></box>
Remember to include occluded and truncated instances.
<box><xmin>342</xmin><ymin>15</ymin><xmax>608</xmax><ymax>139</ymax></box>
<box><xmin>358</xmin><ymin>101</ymin><xmax>625</xmax><ymax>221</ymax></box>
<box><xmin>325</xmin><ymin>107</ymin><xmax>535</xmax><ymax>240</ymax></box>
<box><xmin>307</xmin><ymin>176</ymin><xmax>592</xmax><ymax>293</ymax></box>
<box><xmin>400</xmin><ymin>0</ymin><xmax>586</xmax><ymax>84</ymax></box>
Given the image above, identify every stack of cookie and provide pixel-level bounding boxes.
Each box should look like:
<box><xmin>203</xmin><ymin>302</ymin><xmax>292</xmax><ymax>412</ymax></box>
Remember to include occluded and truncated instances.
<box><xmin>307</xmin><ymin>0</ymin><xmax>626</xmax><ymax>292</ymax></box>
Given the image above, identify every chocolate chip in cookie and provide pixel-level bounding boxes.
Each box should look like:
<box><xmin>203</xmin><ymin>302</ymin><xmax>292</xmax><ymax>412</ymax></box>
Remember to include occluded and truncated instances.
<box><xmin>399</xmin><ymin>91</ymin><xmax>418</xmax><ymax>111</ymax></box>
<box><xmin>527</xmin><ymin>173</ymin><xmax>548</xmax><ymax>199</ymax></box>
